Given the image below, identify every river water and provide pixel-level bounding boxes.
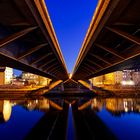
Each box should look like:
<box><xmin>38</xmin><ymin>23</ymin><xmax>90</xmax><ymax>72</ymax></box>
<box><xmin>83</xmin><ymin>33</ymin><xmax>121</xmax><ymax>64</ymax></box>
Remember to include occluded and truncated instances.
<box><xmin>0</xmin><ymin>96</ymin><xmax>140</xmax><ymax>140</ymax></box>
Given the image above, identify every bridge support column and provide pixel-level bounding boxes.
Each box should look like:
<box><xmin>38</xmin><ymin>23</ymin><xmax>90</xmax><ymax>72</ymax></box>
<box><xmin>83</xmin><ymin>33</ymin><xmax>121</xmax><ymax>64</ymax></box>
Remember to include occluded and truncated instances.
<box><xmin>78</xmin><ymin>80</ymin><xmax>96</xmax><ymax>93</ymax></box>
<box><xmin>89</xmin><ymin>79</ymin><xmax>93</xmax><ymax>90</ymax></box>
<box><xmin>49</xmin><ymin>80</ymin><xmax>63</xmax><ymax>91</ymax></box>
<box><xmin>61</xmin><ymin>83</ymin><xmax>64</xmax><ymax>91</ymax></box>
<box><xmin>31</xmin><ymin>80</ymin><xmax>63</xmax><ymax>95</ymax></box>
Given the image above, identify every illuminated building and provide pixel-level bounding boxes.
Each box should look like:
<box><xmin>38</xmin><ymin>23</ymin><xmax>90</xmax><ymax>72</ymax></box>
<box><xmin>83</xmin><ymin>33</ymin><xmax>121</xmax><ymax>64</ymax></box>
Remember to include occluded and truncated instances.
<box><xmin>22</xmin><ymin>72</ymin><xmax>51</xmax><ymax>86</ymax></box>
<box><xmin>90</xmin><ymin>75</ymin><xmax>104</xmax><ymax>87</ymax></box>
<box><xmin>132</xmin><ymin>71</ymin><xmax>140</xmax><ymax>85</ymax></box>
<box><xmin>90</xmin><ymin>70</ymin><xmax>140</xmax><ymax>87</ymax></box>
<box><xmin>90</xmin><ymin>71</ymin><xmax>123</xmax><ymax>87</ymax></box>
<box><xmin>0</xmin><ymin>67</ymin><xmax>13</xmax><ymax>85</ymax></box>
<box><xmin>121</xmin><ymin>70</ymin><xmax>140</xmax><ymax>86</ymax></box>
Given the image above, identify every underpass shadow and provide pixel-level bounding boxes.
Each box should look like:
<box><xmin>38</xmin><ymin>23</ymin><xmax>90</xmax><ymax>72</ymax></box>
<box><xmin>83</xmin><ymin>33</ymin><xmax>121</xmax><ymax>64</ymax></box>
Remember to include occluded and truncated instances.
<box><xmin>72</xmin><ymin>103</ymin><xmax>117</xmax><ymax>140</ymax></box>
<box><xmin>25</xmin><ymin>104</ymin><xmax>69</xmax><ymax>140</ymax></box>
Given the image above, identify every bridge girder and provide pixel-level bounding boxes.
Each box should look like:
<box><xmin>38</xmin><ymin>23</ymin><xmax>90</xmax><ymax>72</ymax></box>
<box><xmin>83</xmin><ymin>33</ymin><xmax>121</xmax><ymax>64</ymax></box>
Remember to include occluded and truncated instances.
<box><xmin>72</xmin><ymin>0</ymin><xmax>140</xmax><ymax>80</ymax></box>
<box><xmin>0</xmin><ymin>0</ymin><xmax>68</xmax><ymax>80</ymax></box>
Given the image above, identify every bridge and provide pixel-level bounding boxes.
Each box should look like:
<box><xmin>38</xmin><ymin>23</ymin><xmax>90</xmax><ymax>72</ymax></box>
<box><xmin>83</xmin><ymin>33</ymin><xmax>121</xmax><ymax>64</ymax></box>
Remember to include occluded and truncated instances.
<box><xmin>72</xmin><ymin>0</ymin><xmax>140</xmax><ymax>81</ymax></box>
<box><xmin>0</xmin><ymin>0</ymin><xmax>68</xmax><ymax>81</ymax></box>
<box><xmin>0</xmin><ymin>0</ymin><xmax>140</xmax><ymax>94</ymax></box>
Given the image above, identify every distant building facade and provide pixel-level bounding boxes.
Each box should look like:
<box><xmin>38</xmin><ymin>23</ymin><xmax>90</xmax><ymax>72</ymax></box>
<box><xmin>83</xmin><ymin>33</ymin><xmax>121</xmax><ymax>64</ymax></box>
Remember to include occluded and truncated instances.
<box><xmin>90</xmin><ymin>71</ymin><xmax>123</xmax><ymax>87</ymax></box>
<box><xmin>21</xmin><ymin>72</ymin><xmax>51</xmax><ymax>86</ymax></box>
<box><xmin>90</xmin><ymin>70</ymin><xmax>140</xmax><ymax>87</ymax></box>
<box><xmin>0</xmin><ymin>67</ymin><xmax>13</xmax><ymax>85</ymax></box>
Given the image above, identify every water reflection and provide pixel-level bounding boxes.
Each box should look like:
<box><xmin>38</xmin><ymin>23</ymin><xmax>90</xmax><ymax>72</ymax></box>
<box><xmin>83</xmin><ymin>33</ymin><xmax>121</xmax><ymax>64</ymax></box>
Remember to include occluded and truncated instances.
<box><xmin>0</xmin><ymin>97</ymin><xmax>64</xmax><ymax>125</ymax></box>
<box><xmin>1</xmin><ymin>96</ymin><xmax>140</xmax><ymax>140</ymax></box>
<box><xmin>90</xmin><ymin>98</ymin><xmax>140</xmax><ymax>116</ymax></box>
<box><xmin>11</xmin><ymin>98</ymin><xmax>63</xmax><ymax>112</ymax></box>
<box><xmin>0</xmin><ymin>97</ymin><xmax>65</xmax><ymax>140</ymax></box>
<box><xmin>78</xmin><ymin>97</ymin><xmax>140</xmax><ymax>140</ymax></box>
<box><xmin>0</xmin><ymin>100</ymin><xmax>12</xmax><ymax>122</ymax></box>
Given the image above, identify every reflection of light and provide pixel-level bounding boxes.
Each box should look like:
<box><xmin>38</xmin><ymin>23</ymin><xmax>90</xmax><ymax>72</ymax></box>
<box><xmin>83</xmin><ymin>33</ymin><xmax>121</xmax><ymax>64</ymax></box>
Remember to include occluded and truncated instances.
<box><xmin>39</xmin><ymin>99</ymin><xmax>50</xmax><ymax>109</ymax></box>
<box><xmin>27</xmin><ymin>101</ymin><xmax>36</xmax><ymax>111</ymax></box>
<box><xmin>124</xmin><ymin>101</ymin><xmax>128</xmax><ymax>112</ymax></box>
<box><xmin>11</xmin><ymin>102</ymin><xmax>16</xmax><ymax>106</ymax></box>
<box><xmin>124</xmin><ymin>107</ymin><xmax>128</xmax><ymax>112</ymax></box>
<box><xmin>121</xmin><ymin>80</ymin><xmax>135</xmax><ymax>86</ymax></box>
<box><xmin>35</xmin><ymin>100</ymin><xmax>38</xmax><ymax>104</ymax></box>
<box><xmin>3</xmin><ymin>100</ymin><xmax>12</xmax><ymax>122</ymax></box>
<box><xmin>124</xmin><ymin>101</ymin><xmax>127</xmax><ymax>106</ymax></box>
<box><xmin>91</xmin><ymin>98</ymin><xmax>97</xmax><ymax>109</ymax></box>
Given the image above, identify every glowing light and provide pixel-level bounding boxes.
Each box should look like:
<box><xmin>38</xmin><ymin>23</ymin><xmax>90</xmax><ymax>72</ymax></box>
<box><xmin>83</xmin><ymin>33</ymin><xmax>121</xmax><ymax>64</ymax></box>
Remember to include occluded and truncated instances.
<box><xmin>124</xmin><ymin>107</ymin><xmax>128</xmax><ymax>112</ymax></box>
<box><xmin>35</xmin><ymin>100</ymin><xmax>38</xmax><ymax>104</ymax></box>
<box><xmin>121</xmin><ymin>80</ymin><xmax>135</xmax><ymax>86</ymax></box>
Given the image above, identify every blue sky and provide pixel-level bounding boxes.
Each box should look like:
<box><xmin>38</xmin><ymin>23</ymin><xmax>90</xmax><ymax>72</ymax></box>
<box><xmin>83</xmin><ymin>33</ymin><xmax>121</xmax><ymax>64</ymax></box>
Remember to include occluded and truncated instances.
<box><xmin>45</xmin><ymin>0</ymin><xmax>98</xmax><ymax>72</ymax></box>
<box><xmin>14</xmin><ymin>0</ymin><xmax>98</xmax><ymax>75</ymax></box>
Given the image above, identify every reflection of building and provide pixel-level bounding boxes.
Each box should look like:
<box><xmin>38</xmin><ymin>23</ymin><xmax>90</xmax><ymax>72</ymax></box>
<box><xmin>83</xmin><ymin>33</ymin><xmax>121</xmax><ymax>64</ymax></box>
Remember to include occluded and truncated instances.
<box><xmin>105</xmin><ymin>98</ymin><xmax>139</xmax><ymax>116</ymax></box>
<box><xmin>24</xmin><ymin>99</ymin><xmax>50</xmax><ymax>111</ymax></box>
<box><xmin>22</xmin><ymin>72</ymin><xmax>51</xmax><ymax>86</ymax></box>
<box><xmin>0</xmin><ymin>100</ymin><xmax>12</xmax><ymax>122</ymax></box>
<box><xmin>0</xmin><ymin>67</ymin><xmax>13</xmax><ymax>85</ymax></box>
<box><xmin>105</xmin><ymin>98</ymin><xmax>125</xmax><ymax>114</ymax></box>
<box><xmin>91</xmin><ymin>98</ymin><xmax>140</xmax><ymax>116</ymax></box>
<box><xmin>91</xmin><ymin>98</ymin><xmax>104</xmax><ymax>111</ymax></box>
<box><xmin>20</xmin><ymin>99</ymin><xmax>63</xmax><ymax>111</ymax></box>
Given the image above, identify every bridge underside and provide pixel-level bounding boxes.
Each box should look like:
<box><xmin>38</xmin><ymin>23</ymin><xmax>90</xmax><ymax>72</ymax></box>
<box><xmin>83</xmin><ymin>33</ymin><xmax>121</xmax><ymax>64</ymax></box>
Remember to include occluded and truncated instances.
<box><xmin>72</xmin><ymin>0</ymin><xmax>140</xmax><ymax>80</ymax></box>
<box><xmin>1</xmin><ymin>0</ymin><xmax>140</xmax><ymax>94</ymax></box>
<box><xmin>0</xmin><ymin>0</ymin><xmax>68</xmax><ymax>80</ymax></box>
<box><xmin>46</xmin><ymin>79</ymin><xmax>92</xmax><ymax>95</ymax></box>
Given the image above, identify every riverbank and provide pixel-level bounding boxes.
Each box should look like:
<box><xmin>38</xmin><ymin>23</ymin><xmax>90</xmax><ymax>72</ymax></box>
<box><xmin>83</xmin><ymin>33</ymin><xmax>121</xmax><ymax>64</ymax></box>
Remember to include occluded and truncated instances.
<box><xmin>96</xmin><ymin>85</ymin><xmax>140</xmax><ymax>97</ymax></box>
<box><xmin>0</xmin><ymin>85</ymin><xmax>46</xmax><ymax>97</ymax></box>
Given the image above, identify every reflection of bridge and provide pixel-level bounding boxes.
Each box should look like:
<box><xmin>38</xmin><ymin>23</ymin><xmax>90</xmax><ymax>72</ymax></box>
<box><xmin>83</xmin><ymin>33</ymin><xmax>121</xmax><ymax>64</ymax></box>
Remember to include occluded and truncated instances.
<box><xmin>1</xmin><ymin>0</ymin><xmax>140</xmax><ymax>93</ymax></box>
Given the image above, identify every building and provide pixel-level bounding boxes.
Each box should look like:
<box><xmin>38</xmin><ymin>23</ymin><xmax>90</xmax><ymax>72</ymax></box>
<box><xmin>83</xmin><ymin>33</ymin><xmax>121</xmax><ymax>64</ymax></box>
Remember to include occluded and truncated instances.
<box><xmin>132</xmin><ymin>71</ymin><xmax>140</xmax><ymax>85</ymax></box>
<box><xmin>90</xmin><ymin>69</ymin><xmax>140</xmax><ymax>87</ymax></box>
<box><xmin>0</xmin><ymin>67</ymin><xmax>13</xmax><ymax>85</ymax></box>
<box><xmin>90</xmin><ymin>71</ymin><xmax>123</xmax><ymax>87</ymax></box>
<box><xmin>21</xmin><ymin>72</ymin><xmax>51</xmax><ymax>86</ymax></box>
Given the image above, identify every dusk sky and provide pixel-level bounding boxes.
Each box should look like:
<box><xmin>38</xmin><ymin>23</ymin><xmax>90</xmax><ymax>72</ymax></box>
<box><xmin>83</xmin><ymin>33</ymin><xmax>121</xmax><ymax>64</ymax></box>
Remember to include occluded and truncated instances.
<box><xmin>14</xmin><ymin>0</ymin><xmax>98</xmax><ymax>75</ymax></box>
<box><xmin>45</xmin><ymin>0</ymin><xmax>98</xmax><ymax>72</ymax></box>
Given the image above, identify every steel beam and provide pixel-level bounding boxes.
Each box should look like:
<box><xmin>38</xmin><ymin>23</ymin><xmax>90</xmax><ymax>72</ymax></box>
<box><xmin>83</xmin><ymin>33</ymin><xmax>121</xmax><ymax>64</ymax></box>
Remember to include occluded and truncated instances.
<box><xmin>0</xmin><ymin>26</ymin><xmax>37</xmax><ymax>48</ymax></box>
<box><xmin>90</xmin><ymin>53</ymin><xmax>111</xmax><ymax>65</ymax></box>
<box><xmin>95</xmin><ymin>43</ymin><xmax>124</xmax><ymax>59</ymax></box>
<box><xmin>17</xmin><ymin>43</ymin><xmax>47</xmax><ymax>60</ymax></box>
<box><xmin>86</xmin><ymin>59</ymin><xmax>103</xmax><ymax>69</ymax></box>
<box><xmin>45</xmin><ymin>63</ymin><xmax>58</xmax><ymax>71</ymax></box>
<box><xmin>38</xmin><ymin>59</ymin><xmax>55</xmax><ymax>69</ymax></box>
<box><xmin>106</xmin><ymin>26</ymin><xmax>140</xmax><ymax>46</ymax></box>
<box><xmin>81</xmin><ymin>66</ymin><xmax>94</xmax><ymax>74</ymax></box>
<box><xmin>50</xmin><ymin>69</ymin><xmax>60</xmax><ymax>75</ymax></box>
<box><xmin>30</xmin><ymin>52</ymin><xmax>53</xmax><ymax>65</ymax></box>
<box><xmin>83</xmin><ymin>63</ymin><xmax>97</xmax><ymax>72</ymax></box>
<box><xmin>46</xmin><ymin>65</ymin><xmax>60</xmax><ymax>73</ymax></box>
